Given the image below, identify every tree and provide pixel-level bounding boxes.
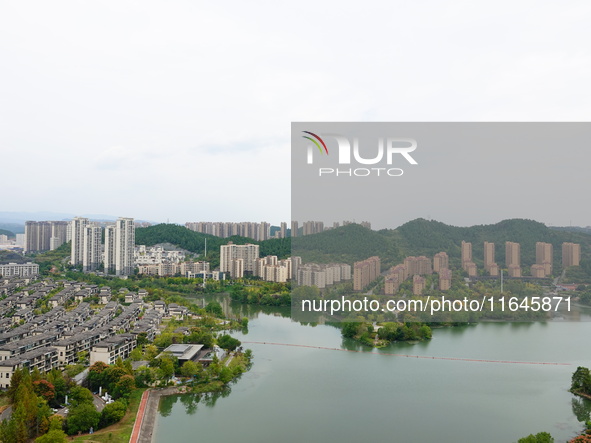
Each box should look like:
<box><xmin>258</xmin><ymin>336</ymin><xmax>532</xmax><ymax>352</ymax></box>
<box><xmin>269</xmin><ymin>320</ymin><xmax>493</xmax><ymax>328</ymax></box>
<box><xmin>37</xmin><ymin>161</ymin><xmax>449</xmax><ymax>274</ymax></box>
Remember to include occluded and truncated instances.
<box><xmin>154</xmin><ymin>333</ymin><xmax>174</xmax><ymax>349</ymax></box>
<box><xmin>136</xmin><ymin>332</ymin><xmax>149</xmax><ymax>346</ymax></box>
<box><xmin>7</xmin><ymin>368</ymin><xmax>26</xmax><ymax>403</ymax></box>
<box><xmin>184</xmin><ymin>330</ymin><xmax>214</xmax><ymax>348</ymax></box>
<box><xmin>35</xmin><ymin>429</ymin><xmax>68</xmax><ymax>443</ymax></box>
<box><xmin>88</xmin><ymin>361</ymin><xmax>109</xmax><ymax>391</ymax></box>
<box><xmin>219</xmin><ymin>366</ymin><xmax>233</xmax><ymax>384</ymax></box>
<box><xmin>99</xmin><ymin>400</ymin><xmax>127</xmax><ymax>427</ymax></box>
<box><xmin>572</xmin><ymin>367</ymin><xmax>591</xmax><ymax>394</ymax></box>
<box><xmin>342</xmin><ymin>322</ymin><xmax>362</xmax><ymax>338</ymax></box>
<box><xmin>68</xmin><ymin>386</ymin><xmax>94</xmax><ymax>407</ymax></box>
<box><xmin>217</xmin><ymin>334</ymin><xmax>241</xmax><ymax>351</ymax></box>
<box><xmin>113</xmin><ymin>375</ymin><xmax>135</xmax><ymax>399</ymax></box>
<box><xmin>180</xmin><ymin>361</ymin><xmax>200</xmax><ymax>378</ymax></box>
<box><xmin>518</xmin><ymin>432</ymin><xmax>554</xmax><ymax>443</ymax></box>
<box><xmin>33</xmin><ymin>380</ymin><xmax>56</xmax><ymax>403</ymax></box>
<box><xmin>67</xmin><ymin>403</ymin><xmax>100</xmax><ymax>435</ymax></box>
<box><xmin>205</xmin><ymin>301</ymin><xmax>223</xmax><ymax>317</ymax></box>
<box><xmin>159</xmin><ymin>358</ymin><xmax>175</xmax><ymax>380</ymax></box>
<box><xmin>103</xmin><ymin>366</ymin><xmax>128</xmax><ymax>393</ymax></box>
<box><xmin>134</xmin><ymin>366</ymin><xmax>156</xmax><ymax>387</ymax></box>
<box><xmin>129</xmin><ymin>347</ymin><xmax>143</xmax><ymax>361</ymax></box>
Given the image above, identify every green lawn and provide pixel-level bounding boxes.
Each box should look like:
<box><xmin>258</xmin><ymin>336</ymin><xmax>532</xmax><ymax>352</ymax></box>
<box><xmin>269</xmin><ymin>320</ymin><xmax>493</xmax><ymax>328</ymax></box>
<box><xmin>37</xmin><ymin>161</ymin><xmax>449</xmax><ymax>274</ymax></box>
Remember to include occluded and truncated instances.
<box><xmin>69</xmin><ymin>388</ymin><xmax>146</xmax><ymax>443</ymax></box>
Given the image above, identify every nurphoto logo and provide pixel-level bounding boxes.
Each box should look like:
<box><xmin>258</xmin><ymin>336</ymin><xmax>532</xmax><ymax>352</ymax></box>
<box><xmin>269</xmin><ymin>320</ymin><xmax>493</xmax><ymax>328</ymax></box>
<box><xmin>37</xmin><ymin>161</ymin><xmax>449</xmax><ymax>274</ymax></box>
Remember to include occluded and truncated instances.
<box><xmin>302</xmin><ymin>130</ymin><xmax>418</xmax><ymax>177</ymax></box>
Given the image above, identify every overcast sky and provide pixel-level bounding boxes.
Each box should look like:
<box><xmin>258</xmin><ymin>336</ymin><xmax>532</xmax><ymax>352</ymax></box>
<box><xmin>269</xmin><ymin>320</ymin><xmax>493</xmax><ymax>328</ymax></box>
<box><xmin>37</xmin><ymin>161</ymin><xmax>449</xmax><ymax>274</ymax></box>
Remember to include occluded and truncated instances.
<box><xmin>1</xmin><ymin>1</ymin><xmax>591</xmax><ymax>227</ymax></box>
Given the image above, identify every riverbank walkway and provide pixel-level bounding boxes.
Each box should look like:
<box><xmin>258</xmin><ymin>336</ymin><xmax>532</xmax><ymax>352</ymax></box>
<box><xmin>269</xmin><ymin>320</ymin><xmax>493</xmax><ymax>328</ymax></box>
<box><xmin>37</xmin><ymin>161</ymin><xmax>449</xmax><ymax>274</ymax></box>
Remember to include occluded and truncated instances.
<box><xmin>130</xmin><ymin>387</ymin><xmax>184</xmax><ymax>443</ymax></box>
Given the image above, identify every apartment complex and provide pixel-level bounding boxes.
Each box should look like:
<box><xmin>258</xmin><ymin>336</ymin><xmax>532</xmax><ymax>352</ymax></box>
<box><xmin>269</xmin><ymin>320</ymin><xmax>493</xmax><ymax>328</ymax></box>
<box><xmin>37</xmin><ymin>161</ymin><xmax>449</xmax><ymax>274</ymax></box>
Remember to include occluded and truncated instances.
<box><xmin>186</xmin><ymin>221</ymin><xmax>277</xmax><ymax>240</ymax></box>
<box><xmin>353</xmin><ymin>256</ymin><xmax>381</xmax><ymax>291</ymax></box>
<box><xmin>71</xmin><ymin>217</ymin><xmax>136</xmax><ymax>276</ymax></box>
<box><xmin>255</xmin><ymin>256</ymin><xmax>301</xmax><ymax>283</ymax></box>
<box><xmin>0</xmin><ymin>262</ymin><xmax>39</xmax><ymax>278</ymax></box>
<box><xmin>404</xmin><ymin>256</ymin><xmax>433</xmax><ymax>277</ymax></box>
<box><xmin>303</xmin><ymin>221</ymin><xmax>324</xmax><ymax>236</ymax></box>
<box><xmin>220</xmin><ymin>243</ymin><xmax>260</xmax><ymax>278</ymax></box>
<box><xmin>24</xmin><ymin>221</ymin><xmax>69</xmax><ymax>253</ymax></box>
<box><xmin>297</xmin><ymin>263</ymin><xmax>351</xmax><ymax>289</ymax></box>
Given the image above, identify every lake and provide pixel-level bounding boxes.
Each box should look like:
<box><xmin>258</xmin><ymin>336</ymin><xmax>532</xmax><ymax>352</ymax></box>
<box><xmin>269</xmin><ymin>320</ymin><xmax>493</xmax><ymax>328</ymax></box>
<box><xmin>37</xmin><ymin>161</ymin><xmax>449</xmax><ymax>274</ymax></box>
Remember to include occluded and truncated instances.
<box><xmin>154</xmin><ymin>301</ymin><xmax>591</xmax><ymax>443</ymax></box>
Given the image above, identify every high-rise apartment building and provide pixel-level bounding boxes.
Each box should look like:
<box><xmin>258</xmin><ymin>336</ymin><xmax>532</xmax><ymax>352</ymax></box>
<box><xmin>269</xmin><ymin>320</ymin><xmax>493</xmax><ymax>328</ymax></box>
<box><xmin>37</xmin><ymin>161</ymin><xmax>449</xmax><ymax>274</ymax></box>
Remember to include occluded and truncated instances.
<box><xmin>530</xmin><ymin>264</ymin><xmax>546</xmax><ymax>278</ymax></box>
<box><xmin>220</xmin><ymin>243</ymin><xmax>260</xmax><ymax>276</ymax></box>
<box><xmin>114</xmin><ymin>218</ymin><xmax>135</xmax><ymax>276</ymax></box>
<box><xmin>505</xmin><ymin>242</ymin><xmax>521</xmax><ymax>267</ymax></box>
<box><xmin>291</xmin><ymin>221</ymin><xmax>298</xmax><ymax>238</ymax></box>
<box><xmin>353</xmin><ymin>256</ymin><xmax>380</xmax><ymax>291</ymax></box>
<box><xmin>303</xmin><ymin>221</ymin><xmax>324</xmax><ymax>236</ymax></box>
<box><xmin>50</xmin><ymin>221</ymin><xmax>69</xmax><ymax>250</ymax></box>
<box><xmin>24</xmin><ymin>221</ymin><xmax>69</xmax><ymax>253</ymax></box>
<box><xmin>71</xmin><ymin>217</ymin><xmax>89</xmax><ymax>266</ymax></box>
<box><xmin>103</xmin><ymin>218</ymin><xmax>135</xmax><ymax>276</ymax></box>
<box><xmin>104</xmin><ymin>225</ymin><xmax>116</xmax><ymax>274</ymax></box>
<box><xmin>439</xmin><ymin>269</ymin><xmax>452</xmax><ymax>291</ymax></box>
<box><xmin>562</xmin><ymin>242</ymin><xmax>581</xmax><ymax>267</ymax></box>
<box><xmin>404</xmin><ymin>256</ymin><xmax>433</xmax><ymax>277</ymax></box>
<box><xmin>433</xmin><ymin>252</ymin><xmax>449</xmax><ymax>273</ymax></box>
<box><xmin>535</xmin><ymin>242</ymin><xmax>553</xmax><ymax>275</ymax></box>
<box><xmin>461</xmin><ymin>241</ymin><xmax>472</xmax><ymax>265</ymax></box>
<box><xmin>82</xmin><ymin>224</ymin><xmax>102</xmax><ymax>272</ymax></box>
<box><xmin>413</xmin><ymin>275</ymin><xmax>426</xmax><ymax>295</ymax></box>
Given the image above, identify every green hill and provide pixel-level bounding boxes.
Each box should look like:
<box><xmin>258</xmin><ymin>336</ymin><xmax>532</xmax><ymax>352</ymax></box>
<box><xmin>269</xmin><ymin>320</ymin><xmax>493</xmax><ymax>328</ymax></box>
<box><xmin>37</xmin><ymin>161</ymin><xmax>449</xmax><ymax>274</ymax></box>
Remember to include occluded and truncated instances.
<box><xmin>134</xmin><ymin>224</ymin><xmax>290</xmax><ymax>268</ymax></box>
<box><xmin>293</xmin><ymin>219</ymin><xmax>591</xmax><ymax>275</ymax></box>
<box><xmin>0</xmin><ymin>250</ymin><xmax>27</xmax><ymax>265</ymax></box>
<box><xmin>134</xmin><ymin>219</ymin><xmax>591</xmax><ymax>278</ymax></box>
<box><xmin>292</xmin><ymin>224</ymin><xmax>403</xmax><ymax>267</ymax></box>
<box><xmin>0</xmin><ymin>229</ymin><xmax>14</xmax><ymax>238</ymax></box>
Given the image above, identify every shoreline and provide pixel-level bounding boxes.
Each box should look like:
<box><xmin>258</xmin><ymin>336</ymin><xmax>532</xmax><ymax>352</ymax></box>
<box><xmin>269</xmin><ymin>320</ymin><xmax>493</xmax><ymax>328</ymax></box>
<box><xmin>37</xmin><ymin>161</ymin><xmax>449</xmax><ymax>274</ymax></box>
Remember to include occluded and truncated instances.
<box><xmin>133</xmin><ymin>387</ymin><xmax>187</xmax><ymax>443</ymax></box>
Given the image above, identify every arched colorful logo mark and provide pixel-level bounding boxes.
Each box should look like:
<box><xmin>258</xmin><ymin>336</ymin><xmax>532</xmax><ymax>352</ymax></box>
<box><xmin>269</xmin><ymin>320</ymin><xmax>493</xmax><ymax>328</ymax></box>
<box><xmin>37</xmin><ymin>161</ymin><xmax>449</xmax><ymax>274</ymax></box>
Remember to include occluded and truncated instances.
<box><xmin>302</xmin><ymin>131</ymin><xmax>328</xmax><ymax>155</ymax></box>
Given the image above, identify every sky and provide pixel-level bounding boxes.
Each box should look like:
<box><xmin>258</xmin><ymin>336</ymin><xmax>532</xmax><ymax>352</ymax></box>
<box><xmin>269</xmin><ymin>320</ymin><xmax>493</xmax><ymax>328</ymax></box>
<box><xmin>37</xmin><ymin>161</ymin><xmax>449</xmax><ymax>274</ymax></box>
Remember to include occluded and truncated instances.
<box><xmin>1</xmin><ymin>1</ymin><xmax>591</xmax><ymax>227</ymax></box>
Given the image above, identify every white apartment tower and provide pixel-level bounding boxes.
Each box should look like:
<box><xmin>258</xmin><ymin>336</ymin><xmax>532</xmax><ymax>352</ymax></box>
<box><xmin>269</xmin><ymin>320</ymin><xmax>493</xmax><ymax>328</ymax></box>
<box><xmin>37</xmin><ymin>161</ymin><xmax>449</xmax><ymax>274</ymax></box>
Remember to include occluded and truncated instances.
<box><xmin>82</xmin><ymin>224</ymin><xmax>102</xmax><ymax>272</ymax></box>
<box><xmin>71</xmin><ymin>217</ymin><xmax>89</xmax><ymax>266</ymax></box>
<box><xmin>104</xmin><ymin>225</ymin><xmax>116</xmax><ymax>274</ymax></box>
<box><xmin>111</xmin><ymin>217</ymin><xmax>135</xmax><ymax>276</ymax></box>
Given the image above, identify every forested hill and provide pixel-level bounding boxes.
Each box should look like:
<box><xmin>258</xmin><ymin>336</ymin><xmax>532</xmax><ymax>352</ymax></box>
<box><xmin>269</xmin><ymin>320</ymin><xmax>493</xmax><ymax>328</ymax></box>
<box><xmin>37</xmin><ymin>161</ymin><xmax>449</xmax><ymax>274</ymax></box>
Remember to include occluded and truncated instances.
<box><xmin>135</xmin><ymin>219</ymin><xmax>591</xmax><ymax>271</ymax></box>
<box><xmin>291</xmin><ymin>223</ymin><xmax>404</xmax><ymax>265</ymax></box>
<box><xmin>0</xmin><ymin>229</ymin><xmax>14</xmax><ymax>238</ymax></box>
<box><xmin>293</xmin><ymin>218</ymin><xmax>591</xmax><ymax>270</ymax></box>
<box><xmin>134</xmin><ymin>224</ymin><xmax>290</xmax><ymax>259</ymax></box>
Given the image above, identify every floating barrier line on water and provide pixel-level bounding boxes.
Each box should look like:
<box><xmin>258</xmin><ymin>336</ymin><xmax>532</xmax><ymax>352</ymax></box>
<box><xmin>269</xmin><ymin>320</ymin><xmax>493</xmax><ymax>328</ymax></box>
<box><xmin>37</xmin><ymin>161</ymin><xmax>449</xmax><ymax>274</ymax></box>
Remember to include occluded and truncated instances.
<box><xmin>241</xmin><ymin>341</ymin><xmax>571</xmax><ymax>366</ymax></box>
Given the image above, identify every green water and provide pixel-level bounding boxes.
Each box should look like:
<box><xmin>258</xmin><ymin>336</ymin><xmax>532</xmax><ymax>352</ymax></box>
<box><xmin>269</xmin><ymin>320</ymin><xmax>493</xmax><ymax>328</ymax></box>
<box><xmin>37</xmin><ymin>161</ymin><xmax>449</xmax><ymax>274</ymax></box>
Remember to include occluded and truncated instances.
<box><xmin>154</xmin><ymin>301</ymin><xmax>591</xmax><ymax>443</ymax></box>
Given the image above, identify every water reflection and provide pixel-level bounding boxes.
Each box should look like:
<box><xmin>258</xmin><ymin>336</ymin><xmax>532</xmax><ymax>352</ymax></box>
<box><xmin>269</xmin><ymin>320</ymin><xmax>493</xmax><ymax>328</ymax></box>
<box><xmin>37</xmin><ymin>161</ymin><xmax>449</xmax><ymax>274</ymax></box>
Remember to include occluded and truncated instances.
<box><xmin>159</xmin><ymin>388</ymin><xmax>233</xmax><ymax>416</ymax></box>
<box><xmin>571</xmin><ymin>396</ymin><xmax>591</xmax><ymax>423</ymax></box>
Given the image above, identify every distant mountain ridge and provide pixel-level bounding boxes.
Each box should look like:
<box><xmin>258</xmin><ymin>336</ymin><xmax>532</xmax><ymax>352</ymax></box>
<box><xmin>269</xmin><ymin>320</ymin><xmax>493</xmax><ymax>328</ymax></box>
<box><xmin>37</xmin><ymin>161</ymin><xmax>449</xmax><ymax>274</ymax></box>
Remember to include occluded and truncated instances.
<box><xmin>293</xmin><ymin>218</ymin><xmax>591</xmax><ymax>270</ymax></box>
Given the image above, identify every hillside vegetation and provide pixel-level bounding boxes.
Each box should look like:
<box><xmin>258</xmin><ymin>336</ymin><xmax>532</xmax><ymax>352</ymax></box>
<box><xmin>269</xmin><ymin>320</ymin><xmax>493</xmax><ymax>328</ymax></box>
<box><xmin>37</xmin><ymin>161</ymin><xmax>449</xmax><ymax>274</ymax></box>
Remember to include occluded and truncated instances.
<box><xmin>294</xmin><ymin>219</ymin><xmax>591</xmax><ymax>276</ymax></box>
<box><xmin>0</xmin><ymin>229</ymin><xmax>14</xmax><ymax>238</ymax></box>
<box><xmin>135</xmin><ymin>224</ymin><xmax>290</xmax><ymax>268</ymax></box>
<box><xmin>133</xmin><ymin>219</ymin><xmax>591</xmax><ymax>278</ymax></box>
